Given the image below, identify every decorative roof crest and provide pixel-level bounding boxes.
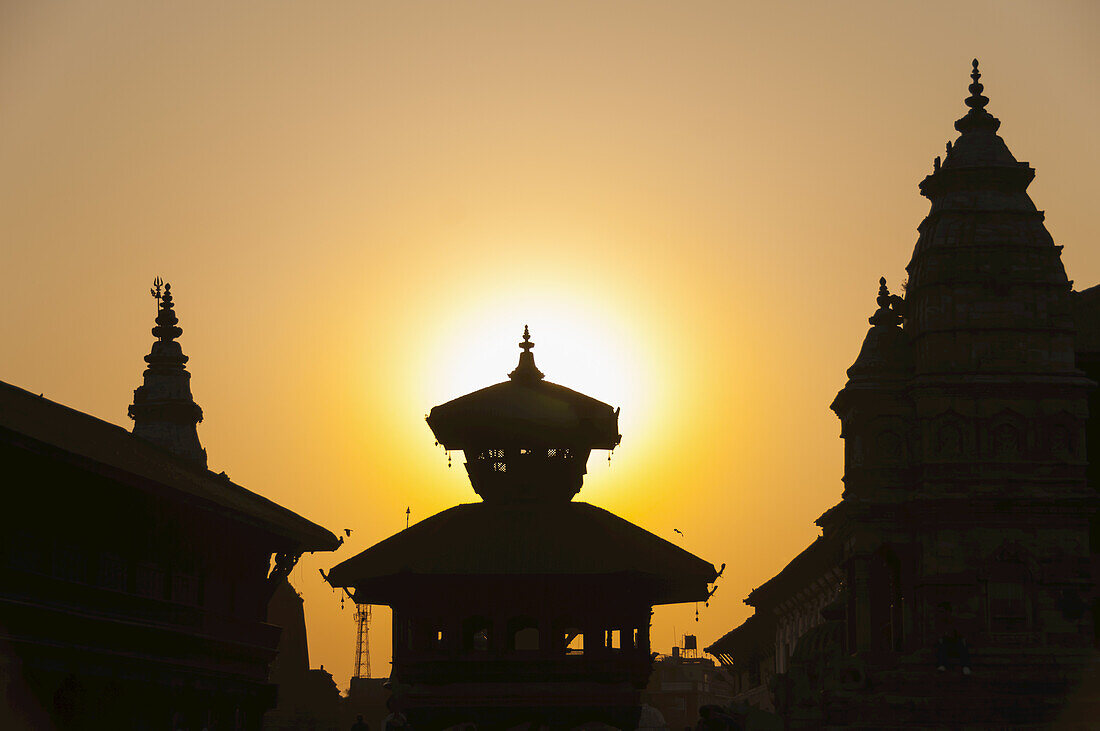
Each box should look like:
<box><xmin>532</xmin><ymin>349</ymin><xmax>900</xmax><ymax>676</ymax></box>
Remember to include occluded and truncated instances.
<box><xmin>955</xmin><ymin>59</ymin><xmax>1001</xmax><ymax>134</ymax></box>
<box><xmin>508</xmin><ymin>325</ymin><xmax>545</xmax><ymax>382</ymax></box>
<box><xmin>869</xmin><ymin>277</ymin><xmax>903</xmax><ymax>328</ymax></box>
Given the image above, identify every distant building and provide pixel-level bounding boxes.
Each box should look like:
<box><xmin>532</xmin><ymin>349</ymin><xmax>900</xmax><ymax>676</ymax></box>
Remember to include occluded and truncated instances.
<box><xmin>642</xmin><ymin>644</ymin><xmax>735</xmax><ymax>730</ymax></box>
<box><xmin>0</xmin><ymin>282</ymin><xmax>339</xmax><ymax>730</ymax></box>
<box><xmin>264</xmin><ymin>581</ymin><xmax>343</xmax><ymax>731</ymax></box>
<box><xmin>707</xmin><ymin>61</ymin><xmax>1100</xmax><ymax>728</ymax></box>
<box><xmin>327</xmin><ymin>328</ymin><xmax>718</xmax><ymax>729</ymax></box>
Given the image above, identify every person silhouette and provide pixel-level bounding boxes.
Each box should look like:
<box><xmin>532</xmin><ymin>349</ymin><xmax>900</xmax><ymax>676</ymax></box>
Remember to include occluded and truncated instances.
<box><xmin>935</xmin><ymin>605</ymin><xmax>972</xmax><ymax>675</ymax></box>
<box><xmin>352</xmin><ymin>714</ymin><xmax>370</xmax><ymax>731</ymax></box>
<box><xmin>382</xmin><ymin>696</ymin><xmax>409</xmax><ymax>730</ymax></box>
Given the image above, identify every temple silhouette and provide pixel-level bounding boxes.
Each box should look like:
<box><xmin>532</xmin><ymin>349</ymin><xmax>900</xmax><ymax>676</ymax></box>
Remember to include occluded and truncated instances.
<box><xmin>327</xmin><ymin>327</ymin><xmax>718</xmax><ymax>729</ymax></box>
<box><xmin>707</xmin><ymin>61</ymin><xmax>1100</xmax><ymax>728</ymax></box>
<box><xmin>3</xmin><ymin>59</ymin><xmax>1099</xmax><ymax>731</ymax></box>
<box><xmin>0</xmin><ymin>281</ymin><xmax>339</xmax><ymax>729</ymax></box>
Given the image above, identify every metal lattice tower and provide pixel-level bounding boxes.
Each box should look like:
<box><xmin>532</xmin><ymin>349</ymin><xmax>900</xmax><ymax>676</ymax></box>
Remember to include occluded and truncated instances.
<box><xmin>353</xmin><ymin>604</ymin><xmax>371</xmax><ymax>679</ymax></box>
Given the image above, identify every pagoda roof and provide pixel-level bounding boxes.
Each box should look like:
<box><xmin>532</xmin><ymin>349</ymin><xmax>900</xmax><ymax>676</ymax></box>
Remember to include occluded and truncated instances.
<box><xmin>745</xmin><ymin>536</ymin><xmax>840</xmax><ymax>611</ymax></box>
<box><xmin>705</xmin><ymin>612</ymin><xmax>776</xmax><ymax>662</ymax></box>
<box><xmin>0</xmin><ymin>379</ymin><xmax>339</xmax><ymax>552</ymax></box>
<box><xmin>327</xmin><ymin>501</ymin><xmax>716</xmax><ymax>603</ymax></box>
<box><xmin>427</xmin><ymin>378</ymin><xmax>621</xmax><ymax>450</ymax></box>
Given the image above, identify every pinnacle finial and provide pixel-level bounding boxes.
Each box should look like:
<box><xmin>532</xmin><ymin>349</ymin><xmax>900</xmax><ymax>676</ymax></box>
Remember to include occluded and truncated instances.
<box><xmin>869</xmin><ymin>277</ymin><xmax>902</xmax><ymax>327</ymax></box>
<box><xmin>954</xmin><ymin>58</ymin><xmax>999</xmax><ymax>134</ymax></box>
<box><xmin>151</xmin><ymin>281</ymin><xmax>183</xmax><ymax>342</ymax></box>
<box><xmin>509</xmin><ymin>325</ymin><xmax>544</xmax><ymax>382</ymax></box>
<box><xmin>965</xmin><ymin>59</ymin><xmax>988</xmax><ymax>111</ymax></box>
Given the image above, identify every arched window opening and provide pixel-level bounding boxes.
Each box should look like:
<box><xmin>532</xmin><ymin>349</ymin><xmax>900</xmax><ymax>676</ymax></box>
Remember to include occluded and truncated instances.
<box><xmin>986</xmin><ymin>547</ymin><xmax>1033</xmax><ymax>634</ymax></box>
<box><xmin>508</xmin><ymin>617</ymin><xmax>540</xmax><ymax>651</ymax></box>
<box><xmin>563</xmin><ymin>628</ymin><xmax>584</xmax><ymax>655</ymax></box>
<box><xmin>514</xmin><ymin>627</ymin><xmax>540</xmax><ymax>651</ymax></box>
<box><xmin>462</xmin><ymin>616</ymin><xmax>492</xmax><ymax>653</ymax></box>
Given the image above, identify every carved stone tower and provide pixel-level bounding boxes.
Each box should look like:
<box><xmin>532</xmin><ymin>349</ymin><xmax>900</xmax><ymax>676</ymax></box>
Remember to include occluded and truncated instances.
<box><xmin>128</xmin><ymin>280</ymin><xmax>207</xmax><ymax>467</ymax></box>
<box><xmin>815</xmin><ymin>62</ymin><xmax>1098</xmax><ymax>726</ymax></box>
<box><xmin>906</xmin><ymin>60</ymin><xmax>1091</xmax><ymax>498</ymax></box>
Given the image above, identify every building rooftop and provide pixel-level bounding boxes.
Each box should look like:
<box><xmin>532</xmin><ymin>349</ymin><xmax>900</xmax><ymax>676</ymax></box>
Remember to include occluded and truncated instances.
<box><xmin>0</xmin><ymin>379</ymin><xmax>339</xmax><ymax>551</ymax></box>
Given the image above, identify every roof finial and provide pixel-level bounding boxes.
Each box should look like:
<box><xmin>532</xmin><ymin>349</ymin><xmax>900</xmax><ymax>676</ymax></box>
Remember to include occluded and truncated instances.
<box><xmin>151</xmin><ymin>281</ymin><xmax>183</xmax><ymax>342</ymax></box>
<box><xmin>509</xmin><ymin>325</ymin><xmax>545</xmax><ymax>382</ymax></box>
<box><xmin>965</xmin><ymin>59</ymin><xmax>988</xmax><ymax>112</ymax></box>
<box><xmin>869</xmin><ymin>277</ymin><xmax>902</xmax><ymax>327</ymax></box>
<box><xmin>130</xmin><ymin>279</ymin><xmax>206</xmax><ymax>466</ymax></box>
<box><xmin>954</xmin><ymin>58</ymin><xmax>1000</xmax><ymax>134</ymax></box>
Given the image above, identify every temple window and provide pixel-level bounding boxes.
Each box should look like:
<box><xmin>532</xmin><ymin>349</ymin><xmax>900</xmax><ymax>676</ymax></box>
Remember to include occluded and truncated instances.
<box><xmin>135</xmin><ymin>561</ymin><xmax>166</xmax><ymax>599</ymax></box>
<box><xmin>986</xmin><ymin>553</ymin><xmax>1032</xmax><ymax>633</ymax></box>
<box><xmin>514</xmin><ymin>627</ymin><xmax>540</xmax><ymax>651</ymax></box>
<box><xmin>563</xmin><ymin>628</ymin><xmax>584</xmax><ymax>655</ymax></box>
<box><xmin>462</xmin><ymin>617</ymin><xmax>492</xmax><ymax>652</ymax></box>
<box><xmin>874</xmin><ymin>431</ymin><xmax>903</xmax><ymax>463</ymax></box>
<box><xmin>987</xmin><ymin>579</ymin><xmax>1030</xmax><ymax>633</ymax></box>
<box><xmin>54</xmin><ymin>544</ymin><xmax>88</xmax><ymax>584</ymax></box>
<box><xmin>508</xmin><ymin>617</ymin><xmax>540</xmax><ymax>651</ymax></box>
<box><xmin>938</xmin><ymin>424</ymin><xmax>962</xmax><ymax>456</ymax></box>
<box><xmin>992</xmin><ymin>424</ymin><xmax>1020</xmax><ymax>457</ymax></box>
<box><xmin>486</xmin><ymin>449</ymin><xmax>507</xmax><ymax>472</ymax></box>
<box><xmin>430</xmin><ymin>628</ymin><xmax>447</xmax><ymax>651</ymax></box>
<box><xmin>98</xmin><ymin>553</ymin><xmax>128</xmax><ymax>592</ymax></box>
<box><xmin>1050</xmin><ymin>425</ymin><xmax>1072</xmax><ymax>456</ymax></box>
<box><xmin>608</xmin><ymin>629</ymin><xmax>622</xmax><ymax>650</ymax></box>
<box><xmin>171</xmin><ymin>572</ymin><xmax>199</xmax><ymax>605</ymax></box>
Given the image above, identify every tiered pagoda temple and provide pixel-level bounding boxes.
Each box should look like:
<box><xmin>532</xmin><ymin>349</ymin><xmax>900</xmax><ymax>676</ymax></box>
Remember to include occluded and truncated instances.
<box><xmin>707</xmin><ymin>61</ymin><xmax>1100</xmax><ymax>728</ymax></box>
<box><xmin>327</xmin><ymin>327</ymin><xmax>718</xmax><ymax>730</ymax></box>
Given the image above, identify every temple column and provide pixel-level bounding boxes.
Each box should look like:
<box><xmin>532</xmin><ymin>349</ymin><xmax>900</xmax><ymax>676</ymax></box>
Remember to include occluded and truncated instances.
<box><xmin>850</xmin><ymin>555</ymin><xmax>873</xmax><ymax>653</ymax></box>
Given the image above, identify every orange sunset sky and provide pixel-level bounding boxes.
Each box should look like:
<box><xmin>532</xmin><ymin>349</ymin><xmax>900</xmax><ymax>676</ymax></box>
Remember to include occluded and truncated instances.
<box><xmin>2</xmin><ymin>1</ymin><xmax>1099</xmax><ymax>688</ymax></box>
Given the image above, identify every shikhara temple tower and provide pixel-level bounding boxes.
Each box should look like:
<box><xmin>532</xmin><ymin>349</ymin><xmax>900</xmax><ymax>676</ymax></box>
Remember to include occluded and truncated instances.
<box><xmin>128</xmin><ymin>280</ymin><xmax>207</xmax><ymax>466</ymax></box>
<box><xmin>708</xmin><ymin>61</ymin><xmax>1099</xmax><ymax>728</ymax></box>
<box><xmin>825</xmin><ymin>60</ymin><xmax>1097</xmax><ymax>725</ymax></box>
<box><xmin>328</xmin><ymin>328</ymin><xmax>717</xmax><ymax>730</ymax></box>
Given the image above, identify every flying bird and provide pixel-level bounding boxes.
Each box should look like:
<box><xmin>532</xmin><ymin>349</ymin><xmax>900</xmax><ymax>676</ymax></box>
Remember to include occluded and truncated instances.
<box><xmin>673</xmin><ymin>529</ymin><xmax>684</xmax><ymax>536</ymax></box>
<box><xmin>344</xmin><ymin>528</ymin><xmax>353</xmax><ymax>537</ymax></box>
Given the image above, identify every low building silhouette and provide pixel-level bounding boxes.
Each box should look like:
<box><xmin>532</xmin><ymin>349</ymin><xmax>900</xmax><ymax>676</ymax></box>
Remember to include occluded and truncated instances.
<box><xmin>0</xmin><ymin>282</ymin><xmax>339</xmax><ymax>729</ymax></box>
<box><xmin>707</xmin><ymin>61</ymin><xmax>1100</xmax><ymax>727</ymax></box>
<box><xmin>641</xmin><ymin>642</ymin><xmax>735</xmax><ymax>730</ymax></box>
<box><xmin>327</xmin><ymin>329</ymin><xmax>718</xmax><ymax>730</ymax></box>
<box><xmin>264</xmin><ymin>580</ymin><xmax>343</xmax><ymax>731</ymax></box>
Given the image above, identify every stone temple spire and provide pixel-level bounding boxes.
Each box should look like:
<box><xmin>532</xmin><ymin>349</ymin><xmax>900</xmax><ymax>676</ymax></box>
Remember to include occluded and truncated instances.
<box><xmin>508</xmin><ymin>325</ymin><xmax>545</xmax><ymax>383</ymax></box>
<box><xmin>128</xmin><ymin>279</ymin><xmax>207</xmax><ymax>467</ymax></box>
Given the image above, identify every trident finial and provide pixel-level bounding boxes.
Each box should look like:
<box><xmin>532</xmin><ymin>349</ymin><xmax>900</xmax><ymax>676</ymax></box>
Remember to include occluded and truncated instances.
<box><xmin>151</xmin><ymin>276</ymin><xmax>163</xmax><ymax>303</ymax></box>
